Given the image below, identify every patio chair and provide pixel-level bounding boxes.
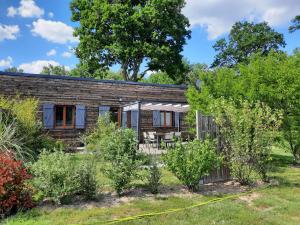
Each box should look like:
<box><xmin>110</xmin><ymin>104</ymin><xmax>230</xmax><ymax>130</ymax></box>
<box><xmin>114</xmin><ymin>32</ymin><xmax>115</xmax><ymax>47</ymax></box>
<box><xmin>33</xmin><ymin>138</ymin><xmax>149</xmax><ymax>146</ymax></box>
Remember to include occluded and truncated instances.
<box><xmin>174</xmin><ymin>132</ymin><xmax>181</xmax><ymax>139</ymax></box>
<box><xmin>163</xmin><ymin>132</ymin><xmax>175</xmax><ymax>147</ymax></box>
<box><xmin>147</xmin><ymin>131</ymin><xmax>156</xmax><ymax>147</ymax></box>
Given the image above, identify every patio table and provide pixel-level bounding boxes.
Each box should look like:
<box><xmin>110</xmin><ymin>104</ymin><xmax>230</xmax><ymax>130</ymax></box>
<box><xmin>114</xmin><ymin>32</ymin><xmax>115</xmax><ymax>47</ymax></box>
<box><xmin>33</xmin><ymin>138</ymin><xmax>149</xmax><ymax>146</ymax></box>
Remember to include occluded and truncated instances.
<box><xmin>154</xmin><ymin>132</ymin><xmax>166</xmax><ymax>150</ymax></box>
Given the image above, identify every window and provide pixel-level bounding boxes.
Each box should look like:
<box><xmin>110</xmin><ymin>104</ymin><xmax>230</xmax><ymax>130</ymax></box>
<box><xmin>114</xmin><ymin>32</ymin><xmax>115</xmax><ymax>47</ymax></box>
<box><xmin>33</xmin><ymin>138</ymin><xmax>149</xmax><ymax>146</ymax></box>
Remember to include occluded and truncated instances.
<box><xmin>109</xmin><ymin>107</ymin><xmax>121</xmax><ymax>127</ymax></box>
<box><xmin>160</xmin><ymin>111</ymin><xmax>172</xmax><ymax>127</ymax></box>
<box><xmin>55</xmin><ymin>105</ymin><xmax>75</xmax><ymax>128</ymax></box>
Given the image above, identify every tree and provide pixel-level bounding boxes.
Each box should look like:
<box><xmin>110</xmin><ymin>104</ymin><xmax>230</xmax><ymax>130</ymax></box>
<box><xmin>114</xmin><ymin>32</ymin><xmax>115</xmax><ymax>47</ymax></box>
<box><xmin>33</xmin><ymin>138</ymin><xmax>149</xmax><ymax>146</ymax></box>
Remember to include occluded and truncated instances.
<box><xmin>143</xmin><ymin>72</ymin><xmax>176</xmax><ymax>85</ymax></box>
<box><xmin>4</xmin><ymin>67</ymin><xmax>24</xmax><ymax>73</ymax></box>
<box><xmin>69</xmin><ymin>63</ymin><xmax>123</xmax><ymax>80</ymax></box>
<box><xmin>211</xmin><ymin>21</ymin><xmax>286</xmax><ymax>67</ymax></box>
<box><xmin>212</xmin><ymin>99</ymin><xmax>282</xmax><ymax>183</ymax></box>
<box><xmin>70</xmin><ymin>0</ymin><xmax>191</xmax><ymax>82</ymax></box>
<box><xmin>289</xmin><ymin>15</ymin><xmax>300</xmax><ymax>33</ymax></box>
<box><xmin>41</xmin><ymin>65</ymin><xmax>70</xmax><ymax>76</ymax></box>
<box><xmin>187</xmin><ymin>51</ymin><xmax>300</xmax><ymax>163</ymax></box>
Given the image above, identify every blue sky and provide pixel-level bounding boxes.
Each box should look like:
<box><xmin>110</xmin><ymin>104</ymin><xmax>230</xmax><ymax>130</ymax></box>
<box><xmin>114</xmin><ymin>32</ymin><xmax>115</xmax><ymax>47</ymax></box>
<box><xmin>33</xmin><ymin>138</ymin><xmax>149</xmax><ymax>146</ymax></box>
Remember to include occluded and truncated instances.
<box><xmin>0</xmin><ymin>0</ymin><xmax>299</xmax><ymax>73</ymax></box>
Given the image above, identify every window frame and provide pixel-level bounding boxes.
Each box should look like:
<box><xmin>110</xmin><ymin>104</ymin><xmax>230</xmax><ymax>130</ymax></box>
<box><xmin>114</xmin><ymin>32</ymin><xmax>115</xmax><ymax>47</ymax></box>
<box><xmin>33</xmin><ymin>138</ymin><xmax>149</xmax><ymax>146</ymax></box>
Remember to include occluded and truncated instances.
<box><xmin>160</xmin><ymin>111</ymin><xmax>173</xmax><ymax>128</ymax></box>
<box><xmin>54</xmin><ymin>105</ymin><xmax>75</xmax><ymax>129</ymax></box>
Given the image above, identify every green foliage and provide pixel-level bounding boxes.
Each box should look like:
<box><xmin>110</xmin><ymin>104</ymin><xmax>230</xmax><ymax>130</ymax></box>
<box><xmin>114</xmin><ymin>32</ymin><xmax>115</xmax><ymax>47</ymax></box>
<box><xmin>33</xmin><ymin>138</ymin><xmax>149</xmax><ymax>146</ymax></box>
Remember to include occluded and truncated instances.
<box><xmin>164</xmin><ymin>139</ymin><xmax>220</xmax><ymax>191</ymax></box>
<box><xmin>0</xmin><ymin>117</ymin><xmax>24</xmax><ymax>159</ymax></box>
<box><xmin>147</xmin><ymin>161</ymin><xmax>161</xmax><ymax>194</ymax></box>
<box><xmin>4</xmin><ymin>67</ymin><xmax>24</xmax><ymax>73</ymax></box>
<box><xmin>70</xmin><ymin>0</ymin><xmax>191</xmax><ymax>81</ymax></box>
<box><xmin>85</xmin><ymin>114</ymin><xmax>140</xmax><ymax>196</ymax></box>
<box><xmin>70</xmin><ymin>63</ymin><xmax>123</xmax><ymax>80</ymax></box>
<box><xmin>31</xmin><ymin>150</ymin><xmax>97</xmax><ymax>204</ymax></box>
<box><xmin>211</xmin><ymin>99</ymin><xmax>282</xmax><ymax>183</ymax></box>
<box><xmin>289</xmin><ymin>15</ymin><xmax>300</xmax><ymax>33</ymax></box>
<box><xmin>41</xmin><ymin>65</ymin><xmax>70</xmax><ymax>76</ymax></box>
<box><xmin>0</xmin><ymin>96</ymin><xmax>61</xmax><ymax>161</ymax></box>
<box><xmin>187</xmin><ymin>52</ymin><xmax>300</xmax><ymax>162</ymax></box>
<box><xmin>143</xmin><ymin>72</ymin><xmax>176</xmax><ymax>85</ymax></box>
<box><xmin>212</xmin><ymin>21</ymin><xmax>286</xmax><ymax>67</ymax></box>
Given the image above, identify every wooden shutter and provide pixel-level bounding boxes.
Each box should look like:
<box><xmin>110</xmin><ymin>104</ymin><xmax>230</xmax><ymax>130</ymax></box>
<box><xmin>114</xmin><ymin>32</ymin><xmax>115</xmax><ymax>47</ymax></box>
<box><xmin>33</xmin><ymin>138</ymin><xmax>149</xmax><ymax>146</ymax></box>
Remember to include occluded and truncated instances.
<box><xmin>175</xmin><ymin>112</ymin><xmax>180</xmax><ymax>128</ymax></box>
<box><xmin>122</xmin><ymin>111</ymin><xmax>127</xmax><ymax>128</ymax></box>
<box><xmin>75</xmin><ymin>105</ymin><xmax>86</xmax><ymax>129</ymax></box>
<box><xmin>99</xmin><ymin>106</ymin><xmax>110</xmax><ymax>117</ymax></box>
<box><xmin>131</xmin><ymin>110</ymin><xmax>138</xmax><ymax>132</ymax></box>
<box><xmin>43</xmin><ymin>103</ymin><xmax>54</xmax><ymax>129</ymax></box>
<box><xmin>153</xmin><ymin>110</ymin><xmax>161</xmax><ymax>127</ymax></box>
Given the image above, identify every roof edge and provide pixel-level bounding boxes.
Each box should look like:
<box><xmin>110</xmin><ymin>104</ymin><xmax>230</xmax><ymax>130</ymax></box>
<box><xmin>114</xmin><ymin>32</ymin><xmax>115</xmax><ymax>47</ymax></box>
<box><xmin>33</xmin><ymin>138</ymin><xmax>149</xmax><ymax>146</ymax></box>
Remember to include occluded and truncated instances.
<box><xmin>0</xmin><ymin>71</ymin><xmax>187</xmax><ymax>89</ymax></box>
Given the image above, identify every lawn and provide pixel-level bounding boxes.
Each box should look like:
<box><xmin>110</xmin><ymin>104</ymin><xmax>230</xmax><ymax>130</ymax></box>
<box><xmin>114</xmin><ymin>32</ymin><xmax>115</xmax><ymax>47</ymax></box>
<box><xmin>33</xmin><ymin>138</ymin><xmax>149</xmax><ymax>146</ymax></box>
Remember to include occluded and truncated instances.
<box><xmin>3</xmin><ymin>147</ymin><xmax>300</xmax><ymax>225</ymax></box>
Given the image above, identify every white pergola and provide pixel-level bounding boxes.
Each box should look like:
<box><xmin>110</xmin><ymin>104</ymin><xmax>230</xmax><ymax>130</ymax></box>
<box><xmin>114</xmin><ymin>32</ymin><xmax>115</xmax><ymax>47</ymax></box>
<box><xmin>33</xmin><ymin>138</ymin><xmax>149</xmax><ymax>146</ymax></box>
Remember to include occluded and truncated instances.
<box><xmin>122</xmin><ymin>101</ymin><xmax>190</xmax><ymax>112</ymax></box>
<box><xmin>122</xmin><ymin>101</ymin><xmax>190</xmax><ymax>143</ymax></box>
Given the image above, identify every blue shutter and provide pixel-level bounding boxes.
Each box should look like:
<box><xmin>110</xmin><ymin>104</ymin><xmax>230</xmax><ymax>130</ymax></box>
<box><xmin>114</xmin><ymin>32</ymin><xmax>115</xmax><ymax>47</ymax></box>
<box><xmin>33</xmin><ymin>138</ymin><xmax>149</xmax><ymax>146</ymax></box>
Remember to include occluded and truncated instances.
<box><xmin>131</xmin><ymin>110</ymin><xmax>138</xmax><ymax>132</ymax></box>
<box><xmin>153</xmin><ymin>110</ymin><xmax>160</xmax><ymax>127</ymax></box>
<box><xmin>122</xmin><ymin>111</ymin><xmax>127</xmax><ymax>128</ymax></box>
<box><xmin>99</xmin><ymin>106</ymin><xmax>110</xmax><ymax>117</ymax></box>
<box><xmin>75</xmin><ymin>105</ymin><xmax>86</xmax><ymax>129</ymax></box>
<box><xmin>175</xmin><ymin>112</ymin><xmax>180</xmax><ymax>128</ymax></box>
<box><xmin>43</xmin><ymin>103</ymin><xmax>54</xmax><ymax>129</ymax></box>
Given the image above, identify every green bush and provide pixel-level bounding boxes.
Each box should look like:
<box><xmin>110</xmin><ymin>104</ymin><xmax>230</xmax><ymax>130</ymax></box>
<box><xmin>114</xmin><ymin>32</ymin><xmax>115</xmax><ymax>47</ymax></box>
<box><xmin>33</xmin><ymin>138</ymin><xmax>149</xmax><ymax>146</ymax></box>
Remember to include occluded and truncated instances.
<box><xmin>85</xmin><ymin>115</ymin><xmax>140</xmax><ymax>196</ymax></box>
<box><xmin>0</xmin><ymin>117</ymin><xmax>23</xmax><ymax>158</ymax></box>
<box><xmin>147</xmin><ymin>162</ymin><xmax>161</xmax><ymax>194</ymax></box>
<box><xmin>212</xmin><ymin>99</ymin><xmax>282</xmax><ymax>183</ymax></box>
<box><xmin>31</xmin><ymin>150</ymin><xmax>97</xmax><ymax>204</ymax></box>
<box><xmin>164</xmin><ymin>139</ymin><xmax>221</xmax><ymax>191</ymax></box>
<box><xmin>0</xmin><ymin>96</ymin><xmax>63</xmax><ymax>161</ymax></box>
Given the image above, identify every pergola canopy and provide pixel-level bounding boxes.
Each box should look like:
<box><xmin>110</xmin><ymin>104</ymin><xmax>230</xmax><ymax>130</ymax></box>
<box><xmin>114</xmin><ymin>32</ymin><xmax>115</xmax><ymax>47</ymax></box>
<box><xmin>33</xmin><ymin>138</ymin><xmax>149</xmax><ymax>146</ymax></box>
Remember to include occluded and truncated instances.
<box><xmin>123</xmin><ymin>101</ymin><xmax>189</xmax><ymax>113</ymax></box>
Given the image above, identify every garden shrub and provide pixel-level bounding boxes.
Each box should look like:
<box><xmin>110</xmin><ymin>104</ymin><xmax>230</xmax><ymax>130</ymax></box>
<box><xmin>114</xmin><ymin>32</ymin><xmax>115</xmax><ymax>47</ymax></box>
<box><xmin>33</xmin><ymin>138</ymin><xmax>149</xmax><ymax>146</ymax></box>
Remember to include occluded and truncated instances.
<box><xmin>31</xmin><ymin>150</ymin><xmax>97</xmax><ymax>204</ymax></box>
<box><xmin>212</xmin><ymin>99</ymin><xmax>282</xmax><ymax>183</ymax></box>
<box><xmin>0</xmin><ymin>96</ymin><xmax>63</xmax><ymax>161</ymax></box>
<box><xmin>0</xmin><ymin>117</ymin><xmax>23</xmax><ymax>159</ymax></box>
<box><xmin>85</xmin><ymin>115</ymin><xmax>141</xmax><ymax>196</ymax></box>
<box><xmin>0</xmin><ymin>153</ymin><xmax>34</xmax><ymax>218</ymax></box>
<box><xmin>164</xmin><ymin>139</ymin><xmax>221</xmax><ymax>191</ymax></box>
<box><xmin>147</xmin><ymin>161</ymin><xmax>161</xmax><ymax>194</ymax></box>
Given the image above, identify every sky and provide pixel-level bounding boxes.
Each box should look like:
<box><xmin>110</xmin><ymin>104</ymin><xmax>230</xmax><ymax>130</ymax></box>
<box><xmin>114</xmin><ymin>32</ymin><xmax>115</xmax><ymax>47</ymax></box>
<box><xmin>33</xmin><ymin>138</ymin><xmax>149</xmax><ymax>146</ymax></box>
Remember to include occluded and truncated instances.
<box><xmin>0</xmin><ymin>0</ymin><xmax>299</xmax><ymax>74</ymax></box>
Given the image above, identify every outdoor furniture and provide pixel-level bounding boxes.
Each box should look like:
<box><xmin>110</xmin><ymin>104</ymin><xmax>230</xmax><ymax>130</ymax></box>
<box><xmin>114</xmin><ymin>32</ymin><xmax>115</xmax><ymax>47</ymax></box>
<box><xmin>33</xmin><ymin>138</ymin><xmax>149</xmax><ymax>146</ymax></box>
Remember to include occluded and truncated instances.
<box><xmin>145</xmin><ymin>131</ymin><xmax>156</xmax><ymax>147</ymax></box>
<box><xmin>154</xmin><ymin>132</ymin><xmax>166</xmax><ymax>150</ymax></box>
<box><xmin>174</xmin><ymin>132</ymin><xmax>181</xmax><ymax>139</ymax></box>
<box><xmin>163</xmin><ymin>132</ymin><xmax>175</xmax><ymax>147</ymax></box>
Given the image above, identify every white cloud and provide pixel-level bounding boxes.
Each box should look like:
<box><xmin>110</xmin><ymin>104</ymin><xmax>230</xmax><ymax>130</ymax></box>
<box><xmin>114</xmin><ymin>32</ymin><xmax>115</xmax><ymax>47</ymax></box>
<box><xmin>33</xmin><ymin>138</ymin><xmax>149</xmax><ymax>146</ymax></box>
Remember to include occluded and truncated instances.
<box><xmin>0</xmin><ymin>56</ymin><xmax>13</xmax><ymax>68</ymax></box>
<box><xmin>7</xmin><ymin>7</ymin><xmax>17</xmax><ymax>17</ymax></box>
<box><xmin>183</xmin><ymin>0</ymin><xmax>300</xmax><ymax>39</ymax></box>
<box><xmin>48</xmin><ymin>12</ymin><xmax>54</xmax><ymax>18</ymax></box>
<box><xmin>7</xmin><ymin>0</ymin><xmax>44</xmax><ymax>18</ymax></box>
<box><xmin>18</xmin><ymin>60</ymin><xmax>60</xmax><ymax>73</ymax></box>
<box><xmin>0</xmin><ymin>24</ymin><xmax>20</xmax><ymax>42</ymax></box>
<box><xmin>62</xmin><ymin>51</ymin><xmax>72</xmax><ymax>58</ymax></box>
<box><xmin>31</xmin><ymin>19</ymin><xmax>78</xmax><ymax>44</ymax></box>
<box><xmin>46</xmin><ymin>49</ymin><xmax>57</xmax><ymax>56</ymax></box>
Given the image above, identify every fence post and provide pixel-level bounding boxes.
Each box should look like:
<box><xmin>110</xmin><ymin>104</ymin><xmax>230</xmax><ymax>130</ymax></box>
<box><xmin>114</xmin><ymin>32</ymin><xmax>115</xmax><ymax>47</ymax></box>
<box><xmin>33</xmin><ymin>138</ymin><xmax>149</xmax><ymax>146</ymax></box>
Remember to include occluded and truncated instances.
<box><xmin>196</xmin><ymin>110</ymin><xmax>201</xmax><ymax>140</ymax></box>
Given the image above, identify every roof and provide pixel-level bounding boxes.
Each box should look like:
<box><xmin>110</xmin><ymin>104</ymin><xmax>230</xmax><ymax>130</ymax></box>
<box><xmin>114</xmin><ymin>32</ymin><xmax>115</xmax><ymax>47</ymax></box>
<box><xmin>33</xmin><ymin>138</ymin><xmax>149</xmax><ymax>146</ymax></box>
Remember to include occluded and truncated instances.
<box><xmin>123</xmin><ymin>102</ymin><xmax>189</xmax><ymax>112</ymax></box>
<box><xmin>0</xmin><ymin>71</ymin><xmax>187</xmax><ymax>89</ymax></box>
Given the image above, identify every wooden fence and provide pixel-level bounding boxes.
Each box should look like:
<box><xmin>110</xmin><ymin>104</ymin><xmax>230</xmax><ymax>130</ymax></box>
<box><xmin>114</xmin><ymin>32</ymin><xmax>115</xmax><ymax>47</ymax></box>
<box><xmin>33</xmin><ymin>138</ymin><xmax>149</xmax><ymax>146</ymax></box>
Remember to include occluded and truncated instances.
<box><xmin>196</xmin><ymin>111</ymin><xmax>231</xmax><ymax>184</ymax></box>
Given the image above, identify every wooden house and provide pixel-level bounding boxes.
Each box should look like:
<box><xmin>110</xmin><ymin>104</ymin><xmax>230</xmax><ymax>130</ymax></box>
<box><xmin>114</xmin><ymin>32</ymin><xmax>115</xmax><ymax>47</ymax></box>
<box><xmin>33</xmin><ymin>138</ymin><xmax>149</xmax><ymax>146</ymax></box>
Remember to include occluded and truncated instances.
<box><xmin>0</xmin><ymin>72</ymin><xmax>190</xmax><ymax>147</ymax></box>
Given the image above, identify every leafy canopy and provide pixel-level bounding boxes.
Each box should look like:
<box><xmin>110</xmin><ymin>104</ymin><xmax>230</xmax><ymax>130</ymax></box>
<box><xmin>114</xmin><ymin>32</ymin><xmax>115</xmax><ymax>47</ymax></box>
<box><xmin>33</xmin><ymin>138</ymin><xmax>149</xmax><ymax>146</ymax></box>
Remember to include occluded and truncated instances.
<box><xmin>70</xmin><ymin>0</ymin><xmax>191</xmax><ymax>81</ymax></box>
<box><xmin>211</xmin><ymin>21</ymin><xmax>286</xmax><ymax>67</ymax></box>
<box><xmin>289</xmin><ymin>15</ymin><xmax>300</xmax><ymax>33</ymax></box>
<box><xmin>211</xmin><ymin>99</ymin><xmax>282</xmax><ymax>183</ymax></box>
<box><xmin>187</xmin><ymin>51</ymin><xmax>300</xmax><ymax>162</ymax></box>
<box><xmin>41</xmin><ymin>65</ymin><xmax>70</xmax><ymax>76</ymax></box>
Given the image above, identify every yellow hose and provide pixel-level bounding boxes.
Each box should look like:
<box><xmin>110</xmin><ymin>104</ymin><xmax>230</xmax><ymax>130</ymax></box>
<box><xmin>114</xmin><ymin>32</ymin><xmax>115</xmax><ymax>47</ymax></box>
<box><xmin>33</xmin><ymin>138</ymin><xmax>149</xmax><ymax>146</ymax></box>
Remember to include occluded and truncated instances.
<box><xmin>99</xmin><ymin>187</ymin><xmax>266</xmax><ymax>225</ymax></box>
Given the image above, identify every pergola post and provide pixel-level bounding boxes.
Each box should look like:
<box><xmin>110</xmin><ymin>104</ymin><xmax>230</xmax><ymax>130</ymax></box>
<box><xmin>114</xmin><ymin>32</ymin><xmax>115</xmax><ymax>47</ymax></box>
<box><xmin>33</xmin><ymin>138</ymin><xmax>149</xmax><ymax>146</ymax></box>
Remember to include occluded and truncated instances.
<box><xmin>137</xmin><ymin>101</ymin><xmax>141</xmax><ymax>147</ymax></box>
<box><xmin>196</xmin><ymin>110</ymin><xmax>201</xmax><ymax>140</ymax></box>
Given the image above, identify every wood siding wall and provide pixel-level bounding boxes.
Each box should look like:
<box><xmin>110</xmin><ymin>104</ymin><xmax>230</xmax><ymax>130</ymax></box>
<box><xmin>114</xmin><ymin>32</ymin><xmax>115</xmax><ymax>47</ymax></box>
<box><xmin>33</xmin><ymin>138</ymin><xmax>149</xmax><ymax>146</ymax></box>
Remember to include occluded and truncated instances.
<box><xmin>0</xmin><ymin>74</ymin><xmax>188</xmax><ymax>147</ymax></box>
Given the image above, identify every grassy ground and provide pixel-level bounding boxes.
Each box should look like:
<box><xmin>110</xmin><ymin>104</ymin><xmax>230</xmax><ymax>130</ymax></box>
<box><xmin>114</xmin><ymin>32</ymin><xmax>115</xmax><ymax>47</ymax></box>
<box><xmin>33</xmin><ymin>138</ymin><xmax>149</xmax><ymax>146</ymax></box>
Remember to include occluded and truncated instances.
<box><xmin>3</xmin><ymin>147</ymin><xmax>300</xmax><ymax>225</ymax></box>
